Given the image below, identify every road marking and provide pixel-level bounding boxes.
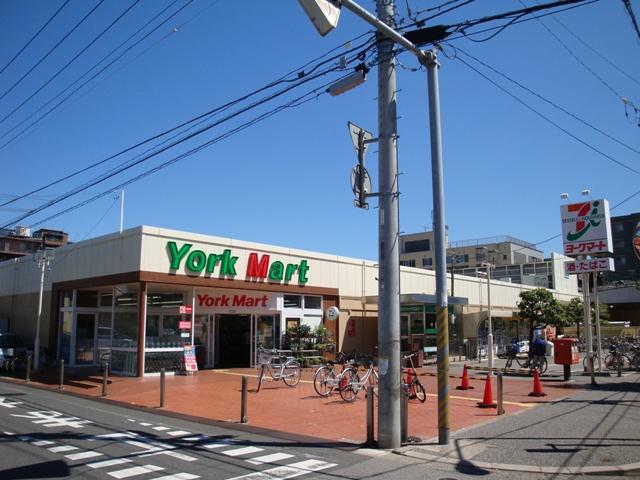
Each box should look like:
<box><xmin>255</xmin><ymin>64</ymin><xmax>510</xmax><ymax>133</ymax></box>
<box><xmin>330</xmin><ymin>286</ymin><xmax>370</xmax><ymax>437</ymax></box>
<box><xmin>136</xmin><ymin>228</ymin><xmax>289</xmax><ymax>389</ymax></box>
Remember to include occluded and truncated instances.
<box><xmin>0</xmin><ymin>397</ymin><xmax>23</xmax><ymax>408</ymax></box>
<box><xmin>108</xmin><ymin>464</ymin><xmax>164</xmax><ymax>478</ymax></box>
<box><xmin>153</xmin><ymin>474</ymin><xmax>200</xmax><ymax>480</ymax></box>
<box><xmin>227</xmin><ymin>459</ymin><xmax>337</xmax><ymax>479</ymax></box>
<box><xmin>32</xmin><ymin>440</ymin><xmax>55</xmax><ymax>446</ymax></box>
<box><xmin>222</xmin><ymin>446</ymin><xmax>264</xmax><ymax>457</ymax></box>
<box><xmin>153</xmin><ymin>426</ymin><xmax>171</xmax><ymax>431</ymax></box>
<box><xmin>181</xmin><ymin>435</ymin><xmax>208</xmax><ymax>442</ymax></box>
<box><xmin>3</xmin><ymin>431</ymin><xmax>15</xmax><ymax>435</ymax></box>
<box><xmin>167</xmin><ymin>430</ymin><xmax>191</xmax><ymax>437</ymax></box>
<box><xmin>87</xmin><ymin>458</ymin><xmax>133</xmax><ymax>469</ymax></box>
<box><xmin>203</xmin><ymin>442</ymin><xmax>231</xmax><ymax>449</ymax></box>
<box><xmin>247</xmin><ymin>453</ymin><xmax>295</xmax><ymax>465</ymax></box>
<box><xmin>65</xmin><ymin>450</ymin><xmax>104</xmax><ymax>461</ymax></box>
<box><xmin>94</xmin><ymin>432</ymin><xmax>138</xmax><ymax>440</ymax></box>
<box><xmin>49</xmin><ymin>445</ymin><xmax>79</xmax><ymax>453</ymax></box>
<box><xmin>127</xmin><ymin>419</ymin><xmax>136</xmax><ymax>422</ymax></box>
<box><xmin>140</xmin><ymin>422</ymin><xmax>152</xmax><ymax>426</ymax></box>
<box><xmin>140</xmin><ymin>450</ymin><xmax>198</xmax><ymax>462</ymax></box>
<box><xmin>12</xmin><ymin>410</ymin><xmax>92</xmax><ymax>428</ymax></box>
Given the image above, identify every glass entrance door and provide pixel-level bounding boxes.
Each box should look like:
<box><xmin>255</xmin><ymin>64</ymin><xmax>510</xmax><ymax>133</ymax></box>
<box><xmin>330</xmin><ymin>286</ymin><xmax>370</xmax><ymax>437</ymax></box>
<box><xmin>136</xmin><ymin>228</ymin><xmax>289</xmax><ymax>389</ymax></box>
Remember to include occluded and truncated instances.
<box><xmin>75</xmin><ymin>313</ymin><xmax>96</xmax><ymax>365</ymax></box>
<box><xmin>252</xmin><ymin>314</ymin><xmax>280</xmax><ymax>366</ymax></box>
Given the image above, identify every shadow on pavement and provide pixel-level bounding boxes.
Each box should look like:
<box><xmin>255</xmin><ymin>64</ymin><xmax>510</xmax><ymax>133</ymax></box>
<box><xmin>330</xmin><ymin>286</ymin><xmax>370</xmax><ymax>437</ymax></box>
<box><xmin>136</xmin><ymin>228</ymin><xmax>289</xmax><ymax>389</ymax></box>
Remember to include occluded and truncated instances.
<box><xmin>0</xmin><ymin>460</ymin><xmax>70</xmax><ymax>479</ymax></box>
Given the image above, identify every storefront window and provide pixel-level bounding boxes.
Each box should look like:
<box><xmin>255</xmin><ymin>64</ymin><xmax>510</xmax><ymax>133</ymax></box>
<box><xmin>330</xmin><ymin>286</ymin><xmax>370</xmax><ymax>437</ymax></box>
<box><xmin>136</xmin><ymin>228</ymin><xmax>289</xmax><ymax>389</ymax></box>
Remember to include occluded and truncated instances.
<box><xmin>303</xmin><ymin>296</ymin><xmax>321</xmax><ymax>309</ymax></box>
<box><xmin>59</xmin><ymin>311</ymin><xmax>72</xmax><ymax>363</ymax></box>
<box><xmin>161</xmin><ymin>315</ymin><xmax>181</xmax><ymax>347</ymax></box>
<box><xmin>113</xmin><ymin>311</ymin><xmax>138</xmax><ymax>348</ymax></box>
<box><xmin>76</xmin><ymin>290</ymin><xmax>98</xmax><ymax>308</ymax></box>
<box><xmin>147</xmin><ymin>293</ymin><xmax>184</xmax><ymax>308</ymax></box>
<box><xmin>284</xmin><ymin>295</ymin><xmax>302</xmax><ymax>308</ymax></box>
<box><xmin>60</xmin><ymin>291</ymin><xmax>73</xmax><ymax>308</ymax></box>
<box><xmin>100</xmin><ymin>292</ymin><xmax>113</xmax><ymax>307</ymax></box>
<box><xmin>145</xmin><ymin>315</ymin><xmax>160</xmax><ymax>347</ymax></box>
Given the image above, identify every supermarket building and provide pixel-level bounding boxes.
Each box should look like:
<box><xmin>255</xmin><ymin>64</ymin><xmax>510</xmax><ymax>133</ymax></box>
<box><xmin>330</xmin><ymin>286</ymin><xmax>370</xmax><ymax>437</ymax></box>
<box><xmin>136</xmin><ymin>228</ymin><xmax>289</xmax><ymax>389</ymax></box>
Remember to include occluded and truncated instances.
<box><xmin>0</xmin><ymin>226</ymin><xmax>580</xmax><ymax>376</ymax></box>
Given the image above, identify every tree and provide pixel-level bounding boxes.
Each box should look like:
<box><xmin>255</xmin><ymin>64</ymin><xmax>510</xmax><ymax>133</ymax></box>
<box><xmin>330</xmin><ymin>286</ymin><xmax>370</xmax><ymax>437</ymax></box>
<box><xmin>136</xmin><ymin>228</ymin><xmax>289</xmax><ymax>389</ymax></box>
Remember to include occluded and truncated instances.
<box><xmin>564</xmin><ymin>298</ymin><xmax>583</xmax><ymax>338</ymax></box>
<box><xmin>517</xmin><ymin>289</ymin><xmax>566</xmax><ymax>356</ymax></box>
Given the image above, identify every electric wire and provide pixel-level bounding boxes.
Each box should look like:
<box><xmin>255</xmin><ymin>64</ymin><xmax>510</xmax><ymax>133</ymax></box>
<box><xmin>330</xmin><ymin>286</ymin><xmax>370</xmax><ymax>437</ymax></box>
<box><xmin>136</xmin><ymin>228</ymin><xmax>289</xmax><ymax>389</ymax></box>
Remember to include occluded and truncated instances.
<box><xmin>621</xmin><ymin>0</ymin><xmax>640</xmax><ymax>40</ymax></box>
<box><xmin>0</xmin><ymin>0</ymin><xmax>189</xmax><ymax>149</ymax></box>
<box><xmin>0</xmin><ymin>0</ymin><xmax>141</xmax><ymax>126</ymax></box>
<box><xmin>0</xmin><ymin>0</ymin><xmax>71</xmax><ymax>77</ymax></box>
<box><xmin>452</xmin><ymin>54</ymin><xmax>640</xmax><ymax>176</ymax></box>
<box><xmin>0</xmin><ymin>1</ymin><xmax>104</xmax><ymax>104</ymax></box>
<box><xmin>452</xmin><ymin>45</ymin><xmax>640</xmax><ymax>156</ymax></box>
<box><xmin>0</xmin><ymin>33</ymin><xmax>375</xmax><ymax>210</ymax></box>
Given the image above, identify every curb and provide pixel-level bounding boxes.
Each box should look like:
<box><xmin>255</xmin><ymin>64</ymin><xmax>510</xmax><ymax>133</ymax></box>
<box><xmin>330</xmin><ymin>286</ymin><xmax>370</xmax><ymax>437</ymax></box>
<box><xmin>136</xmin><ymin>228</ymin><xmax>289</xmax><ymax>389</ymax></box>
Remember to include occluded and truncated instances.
<box><xmin>397</xmin><ymin>447</ymin><xmax>640</xmax><ymax>475</ymax></box>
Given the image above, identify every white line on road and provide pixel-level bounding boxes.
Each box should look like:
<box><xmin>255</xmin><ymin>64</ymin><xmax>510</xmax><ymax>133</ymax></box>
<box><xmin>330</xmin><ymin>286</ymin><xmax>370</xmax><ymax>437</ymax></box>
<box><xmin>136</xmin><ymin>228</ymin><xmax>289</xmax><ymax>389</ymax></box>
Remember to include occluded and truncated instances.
<box><xmin>87</xmin><ymin>458</ymin><xmax>132</xmax><ymax>469</ymax></box>
<box><xmin>65</xmin><ymin>450</ymin><xmax>104</xmax><ymax>461</ymax></box>
<box><xmin>108</xmin><ymin>464</ymin><xmax>164</xmax><ymax>478</ymax></box>
<box><xmin>152</xmin><ymin>426</ymin><xmax>171</xmax><ymax>431</ymax></box>
<box><xmin>222</xmin><ymin>446</ymin><xmax>264</xmax><ymax>457</ymax></box>
<box><xmin>49</xmin><ymin>445</ymin><xmax>79</xmax><ymax>453</ymax></box>
<box><xmin>153</xmin><ymin>474</ymin><xmax>200</xmax><ymax>480</ymax></box>
<box><xmin>203</xmin><ymin>442</ymin><xmax>231</xmax><ymax>449</ymax></box>
<box><xmin>167</xmin><ymin>430</ymin><xmax>191</xmax><ymax>437</ymax></box>
<box><xmin>227</xmin><ymin>459</ymin><xmax>337</xmax><ymax>479</ymax></box>
<box><xmin>32</xmin><ymin>440</ymin><xmax>55</xmax><ymax>446</ymax></box>
<box><xmin>246</xmin><ymin>453</ymin><xmax>295</xmax><ymax>465</ymax></box>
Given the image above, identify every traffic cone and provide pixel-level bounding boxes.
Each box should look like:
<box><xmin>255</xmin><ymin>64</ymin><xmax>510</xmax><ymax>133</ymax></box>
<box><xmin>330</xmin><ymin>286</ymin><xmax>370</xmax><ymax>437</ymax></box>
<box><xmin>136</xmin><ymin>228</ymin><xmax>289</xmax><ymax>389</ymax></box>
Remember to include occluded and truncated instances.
<box><xmin>456</xmin><ymin>363</ymin><xmax>474</xmax><ymax>390</ymax></box>
<box><xmin>477</xmin><ymin>373</ymin><xmax>497</xmax><ymax>408</ymax></box>
<box><xmin>528</xmin><ymin>368</ymin><xmax>547</xmax><ymax>397</ymax></box>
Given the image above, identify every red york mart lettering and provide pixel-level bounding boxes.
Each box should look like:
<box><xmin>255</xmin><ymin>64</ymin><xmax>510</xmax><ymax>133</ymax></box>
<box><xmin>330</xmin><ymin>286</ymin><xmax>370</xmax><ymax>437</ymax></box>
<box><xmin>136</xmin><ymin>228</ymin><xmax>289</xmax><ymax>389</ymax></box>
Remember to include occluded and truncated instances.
<box><xmin>197</xmin><ymin>294</ymin><xmax>269</xmax><ymax>308</ymax></box>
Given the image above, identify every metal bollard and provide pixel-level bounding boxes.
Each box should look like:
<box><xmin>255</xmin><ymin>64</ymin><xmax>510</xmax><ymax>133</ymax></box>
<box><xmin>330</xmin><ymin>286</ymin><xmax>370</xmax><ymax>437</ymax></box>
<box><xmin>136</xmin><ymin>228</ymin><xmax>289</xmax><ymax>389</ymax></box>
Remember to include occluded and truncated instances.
<box><xmin>101</xmin><ymin>362</ymin><xmax>109</xmax><ymax>397</ymax></box>
<box><xmin>400</xmin><ymin>387</ymin><xmax>408</xmax><ymax>443</ymax></box>
<box><xmin>496</xmin><ymin>371</ymin><xmax>505</xmax><ymax>415</ymax></box>
<box><xmin>160</xmin><ymin>368</ymin><xmax>166</xmax><ymax>408</ymax></box>
<box><xmin>588</xmin><ymin>356</ymin><xmax>596</xmax><ymax>385</ymax></box>
<box><xmin>26</xmin><ymin>354</ymin><xmax>31</xmax><ymax>382</ymax></box>
<box><xmin>366</xmin><ymin>386</ymin><xmax>374</xmax><ymax>445</ymax></box>
<box><xmin>59</xmin><ymin>359</ymin><xmax>64</xmax><ymax>390</ymax></box>
<box><xmin>458</xmin><ymin>346</ymin><xmax>463</xmax><ymax>363</ymax></box>
<box><xmin>241</xmin><ymin>376</ymin><xmax>248</xmax><ymax>423</ymax></box>
<box><xmin>618</xmin><ymin>357</ymin><xmax>622</xmax><ymax>378</ymax></box>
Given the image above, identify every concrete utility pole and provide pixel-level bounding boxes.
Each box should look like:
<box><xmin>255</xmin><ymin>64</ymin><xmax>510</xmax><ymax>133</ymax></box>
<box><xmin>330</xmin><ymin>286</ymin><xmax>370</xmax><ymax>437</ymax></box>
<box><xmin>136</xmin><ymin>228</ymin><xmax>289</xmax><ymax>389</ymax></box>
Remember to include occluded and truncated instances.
<box><xmin>483</xmin><ymin>262</ymin><xmax>494</xmax><ymax>371</ymax></box>
<box><xmin>375</xmin><ymin>0</ymin><xmax>401</xmax><ymax>450</ymax></box>
<box><xmin>34</xmin><ymin>249</ymin><xmax>54</xmax><ymax>370</ymax></box>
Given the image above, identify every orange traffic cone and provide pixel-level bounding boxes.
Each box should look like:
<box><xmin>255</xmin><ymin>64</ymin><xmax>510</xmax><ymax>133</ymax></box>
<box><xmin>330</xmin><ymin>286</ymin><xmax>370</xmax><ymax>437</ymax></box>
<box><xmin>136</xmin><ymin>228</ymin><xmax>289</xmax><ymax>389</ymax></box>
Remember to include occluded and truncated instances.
<box><xmin>528</xmin><ymin>368</ymin><xmax>547</xmax><ymax>397</ymax></box>
<box><xmin>456</xmin><ymin>363</ymin><xmax>474</xmax><ymax>390</ymax></box>
<box><xmin>477</xmin><ymin>373</ymin><xmax>497</xmax><ymax>408</ymax></box>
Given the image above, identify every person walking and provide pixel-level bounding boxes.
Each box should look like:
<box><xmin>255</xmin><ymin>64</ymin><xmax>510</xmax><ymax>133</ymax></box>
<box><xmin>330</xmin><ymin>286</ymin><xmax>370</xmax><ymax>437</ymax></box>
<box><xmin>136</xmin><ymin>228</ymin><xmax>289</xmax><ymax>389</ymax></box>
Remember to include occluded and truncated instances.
<box><xmin>505</xmin><ymin>338</ymin><xmax>519</xmax><ymax>369</ymax></box>
<box><xmin>531</xmin><ymin>335</ymin><xmax>547</xmax><ymax>372</ymax></box>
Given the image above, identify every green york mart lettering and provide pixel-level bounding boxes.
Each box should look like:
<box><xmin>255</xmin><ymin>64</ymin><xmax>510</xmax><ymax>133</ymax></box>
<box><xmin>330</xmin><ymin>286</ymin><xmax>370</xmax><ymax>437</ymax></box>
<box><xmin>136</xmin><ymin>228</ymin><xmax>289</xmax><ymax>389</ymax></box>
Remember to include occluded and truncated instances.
<box><xmin>167</xmin><ymin>241</ymin><xmax>309</xmax><ymax>284</ymax></box>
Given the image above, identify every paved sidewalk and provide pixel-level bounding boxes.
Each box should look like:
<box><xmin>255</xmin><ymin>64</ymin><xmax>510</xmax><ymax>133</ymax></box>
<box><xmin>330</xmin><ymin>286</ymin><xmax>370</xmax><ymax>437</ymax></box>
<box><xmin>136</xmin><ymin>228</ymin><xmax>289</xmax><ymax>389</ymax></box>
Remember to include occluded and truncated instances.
<box><xmin>2</xmin><ymin>362</ymin><xmax>639</xmax><ymax>474</ymax></box>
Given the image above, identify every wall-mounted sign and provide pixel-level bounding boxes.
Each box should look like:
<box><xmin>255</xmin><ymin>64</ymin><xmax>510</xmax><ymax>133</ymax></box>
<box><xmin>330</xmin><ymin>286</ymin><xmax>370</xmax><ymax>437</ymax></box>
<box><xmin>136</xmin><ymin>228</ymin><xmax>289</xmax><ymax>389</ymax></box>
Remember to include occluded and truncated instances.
<box><xmin>179</xmin><ymin>321</ymin><xmax>191</xmax><ymax>330</ymax></box>
<box><xmin>197</xmin><ymin>293</ymin><xmax>270</xmax><ymax>308</ymax></box>
<box><xmin>564</xmin><ymin>257</ymin><xmax>614</xmax><ymax>274</ymax></box>
<box><xmin>325</xmin><ymin>306</ymin><xmax>340</xmax><ymax>321</ymax></box>
<box><xmin>179</xmin><ymin>305</ymin><xmax>192</xmax><ymax>314</ymax></box>
<box><xmin>167</xmin><ymin>241</ymin><xmax>310</xmax><ymax>284</ymax></box>
<box><xmin>560</xmin><ymin>199</ymin><xmax>612</xmax><ymax>257</ymax></box>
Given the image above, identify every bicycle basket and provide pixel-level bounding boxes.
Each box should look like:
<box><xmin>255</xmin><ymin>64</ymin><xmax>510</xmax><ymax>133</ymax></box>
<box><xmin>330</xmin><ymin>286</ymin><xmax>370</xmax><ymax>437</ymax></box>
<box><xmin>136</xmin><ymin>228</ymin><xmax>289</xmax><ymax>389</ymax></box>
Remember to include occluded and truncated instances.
<box><xmin>258</xmin><ymin>350</ymin><xmax>273</xmax><ymax>365</ymax></box>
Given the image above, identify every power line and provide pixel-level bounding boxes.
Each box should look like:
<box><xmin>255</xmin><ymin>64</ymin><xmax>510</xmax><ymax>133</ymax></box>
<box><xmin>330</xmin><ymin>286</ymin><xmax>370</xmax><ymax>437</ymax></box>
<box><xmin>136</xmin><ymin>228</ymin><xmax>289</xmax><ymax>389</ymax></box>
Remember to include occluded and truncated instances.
<box><xmin>621</xmin><ymin>0</ymin><xmax>640</xmax><ymax>40</ymax></box>
<box><xmin>0</xmin><ymin>0</ymin><xmax>71</xmax><ymax>77</ymax></box>
<box><xmin>451</xmin><ymin>52</ymin><xmax>640</xmax><ymax>177</ymax></box>
<box><xmin>453</xmin><ymin>46</ymin><xmax>640</xmax><ymax>156</ymax></box>
<box><xmin>0</xmin><ymin>0</ymin><xmax>141</xmax><ymax>126</ymax></box>
<box><xmin>0</xmin><ymin>1</ymin><xmax>104</xmax><ymax>104</ymax></box>
<box><xmin>0</xmin><ymin>33</ymin><xmax>374</xmax><ymax>210</ymax></box>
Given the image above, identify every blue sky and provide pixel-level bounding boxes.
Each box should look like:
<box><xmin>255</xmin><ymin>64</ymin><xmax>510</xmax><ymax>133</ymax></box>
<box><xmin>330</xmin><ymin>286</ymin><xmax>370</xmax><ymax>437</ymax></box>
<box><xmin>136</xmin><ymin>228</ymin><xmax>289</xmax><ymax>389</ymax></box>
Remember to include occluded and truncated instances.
<box><xmin>0</xmin><ymin>0</ymin><xmax>638</xmax><ymax>261</ymax></box>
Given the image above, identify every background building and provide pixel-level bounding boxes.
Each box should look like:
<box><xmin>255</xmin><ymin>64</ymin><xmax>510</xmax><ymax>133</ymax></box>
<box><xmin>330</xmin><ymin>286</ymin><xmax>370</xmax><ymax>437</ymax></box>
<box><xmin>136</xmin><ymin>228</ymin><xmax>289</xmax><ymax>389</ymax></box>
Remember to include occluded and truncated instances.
<box><xmin>602</xmin><ymin>212</ymin><xmax>640</xmax><ymax>285</ymax></box>
<box><xmin>0</xmin><ymin>227</ymin><xmax>69</xmax><ymax>262</ymax></box>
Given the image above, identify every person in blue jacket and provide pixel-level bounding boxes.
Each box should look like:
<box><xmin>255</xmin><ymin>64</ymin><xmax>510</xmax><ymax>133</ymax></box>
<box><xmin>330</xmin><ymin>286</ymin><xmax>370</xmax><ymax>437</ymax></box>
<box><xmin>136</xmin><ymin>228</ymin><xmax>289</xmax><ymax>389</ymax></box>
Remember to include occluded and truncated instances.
<box><xmin>532</xmin><ymin>335</ymin><xmax>547</xmax><ymax>371</ymax></box>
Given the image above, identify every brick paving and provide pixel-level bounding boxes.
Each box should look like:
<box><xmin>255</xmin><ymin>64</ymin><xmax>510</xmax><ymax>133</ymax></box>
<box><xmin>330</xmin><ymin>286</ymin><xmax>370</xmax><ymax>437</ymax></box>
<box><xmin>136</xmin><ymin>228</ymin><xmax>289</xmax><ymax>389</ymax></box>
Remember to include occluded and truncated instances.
<box><xmin>3</xmin><ymin>364</ymin><xmax>580</xmax><ymax>445</ymax></box>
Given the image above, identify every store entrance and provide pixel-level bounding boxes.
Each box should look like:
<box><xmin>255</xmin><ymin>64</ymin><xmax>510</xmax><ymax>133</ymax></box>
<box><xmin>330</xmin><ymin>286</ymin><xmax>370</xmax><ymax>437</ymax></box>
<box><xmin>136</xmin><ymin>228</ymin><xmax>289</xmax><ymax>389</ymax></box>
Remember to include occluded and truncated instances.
<box><xmin>215</xmin><ymin>314</ymin><xmax>251</xmax><ymax>368</ymax></box>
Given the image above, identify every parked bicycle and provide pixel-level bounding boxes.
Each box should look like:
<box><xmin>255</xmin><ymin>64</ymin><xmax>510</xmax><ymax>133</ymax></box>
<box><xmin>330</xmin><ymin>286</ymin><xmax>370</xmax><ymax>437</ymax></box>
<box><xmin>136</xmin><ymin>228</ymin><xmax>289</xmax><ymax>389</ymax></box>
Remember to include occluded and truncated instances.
<box><xmin>339</xmin><ymin>360</ymin><xmax>379</xmax><ymax>402</ymax></box>
<box><xmin>401</xmin><ymin>352</ymin><xmax>426</xmax><ymax>403</ymax></box>
<box><xmin>312</xmin><ymin>352</ymin><xmax>356</xmax><ymax>397</ymax></box>
<box><xmin>256</xmin><ymin>346</ymin><xmax>301</xmax><ymax>393</ymax></box>
<box><xmin>604</xmin><ymin>344</ymin><xmax>627</xmax><ymax>371</ymax></box>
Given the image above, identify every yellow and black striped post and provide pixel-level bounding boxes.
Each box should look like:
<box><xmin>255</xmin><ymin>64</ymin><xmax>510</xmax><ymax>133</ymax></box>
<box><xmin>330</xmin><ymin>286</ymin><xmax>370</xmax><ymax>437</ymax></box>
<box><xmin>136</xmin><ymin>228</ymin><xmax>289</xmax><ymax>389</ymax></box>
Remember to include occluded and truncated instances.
<box><xmin>436</xmin><ymin>305</ymin><xmax>449</xmax><ymax>444</ymax></box>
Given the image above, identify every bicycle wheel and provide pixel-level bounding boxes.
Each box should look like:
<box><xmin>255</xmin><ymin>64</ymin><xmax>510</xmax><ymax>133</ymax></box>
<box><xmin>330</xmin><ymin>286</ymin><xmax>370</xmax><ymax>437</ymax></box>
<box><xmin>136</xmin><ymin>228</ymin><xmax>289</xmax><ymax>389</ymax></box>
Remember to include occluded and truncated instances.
<box><xmin>256</xmin><ymin>365</ymin><xmax>265</xmax><ymax>393</ymax></box>
<box><xmin>414</xmin><ymin>380</ymin><xmax>426</xmax><ymax>403</ymax></box>
<box><xmin>367</xmin><ymin>369</ymin><xmax>379</xmax><ymax>397</ymax></box>
<box><xmin>515</xmin><ymin>355</ymin><xmax>528</xmax><ymax>368</ymax></box>
<box><xmin>313</xmin><ymin>366</ymin><xmax>335</xmax><ymax>396</ymax></box>
<box><xmin>339</xmin><ymin>368</ymin><xmax>360</xmax><ymax>402</ymax></box>
<box><xmin>605</xmin><ymin>354</ymin><xmax>618</xmax><ymax>370</ymax></box>
<box><xmin>282</xmin><ymin>361</ymin><xmax>301</xmax><ymax>387</ymax></box>
<box><xmin>539</xmin><ymin>357</ymin><xmax>548</xmax><ymax>375</ymax></box>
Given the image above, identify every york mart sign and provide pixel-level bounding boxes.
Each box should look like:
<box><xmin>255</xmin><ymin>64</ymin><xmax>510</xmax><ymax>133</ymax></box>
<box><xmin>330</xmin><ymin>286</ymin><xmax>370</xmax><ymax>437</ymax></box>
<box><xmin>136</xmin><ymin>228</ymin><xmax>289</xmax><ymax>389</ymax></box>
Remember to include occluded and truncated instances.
<box><xmin>166</xmin><ymin>241</ymin><xmax>310</xmax><ymax>284</ymax></box>
<box><xmin>560</xmin><ymin>199</ymin><xmax>612</xmax><ymax>257</ymax></box>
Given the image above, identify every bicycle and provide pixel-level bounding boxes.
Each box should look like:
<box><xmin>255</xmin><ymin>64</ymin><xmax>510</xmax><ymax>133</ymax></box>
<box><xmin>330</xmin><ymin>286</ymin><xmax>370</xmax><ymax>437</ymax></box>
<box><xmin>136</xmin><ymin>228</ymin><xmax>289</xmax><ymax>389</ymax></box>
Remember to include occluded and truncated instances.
<box><xmin>401</xmin><ymin>352</ymin><xmax>426</xmax><ymax>403</ymax></box>
<box><xmin>312</xmin><ymin>352</ymin><xmax>356</xmax><ymax>397</ymax></box>
<box><xmin>256</xmin><ymin>346</ymin><xmax>301</xmax><ymax>393</ymax></box>
<box><xmin>339</xmin><ymin>360</ymin><xmax>379</xmax><ymax>402</ymax></box>
<box><xmin>529</xmin><ymin>355</ymin><xmax>548</xmax><ymax>375</ymax></box>
<box><xmin>604</xmin><ymin>344</ymin><xmax>627</xmax><ymax>371</ymax></box>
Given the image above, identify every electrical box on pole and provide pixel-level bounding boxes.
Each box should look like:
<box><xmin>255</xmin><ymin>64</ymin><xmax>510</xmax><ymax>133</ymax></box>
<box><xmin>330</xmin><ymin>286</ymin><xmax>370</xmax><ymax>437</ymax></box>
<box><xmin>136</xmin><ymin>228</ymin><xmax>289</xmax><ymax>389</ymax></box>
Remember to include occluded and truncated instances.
<box><xmin>348</xmin><ymin>121</ymin><xmax>377</xmax><ymax>209</ymax></box>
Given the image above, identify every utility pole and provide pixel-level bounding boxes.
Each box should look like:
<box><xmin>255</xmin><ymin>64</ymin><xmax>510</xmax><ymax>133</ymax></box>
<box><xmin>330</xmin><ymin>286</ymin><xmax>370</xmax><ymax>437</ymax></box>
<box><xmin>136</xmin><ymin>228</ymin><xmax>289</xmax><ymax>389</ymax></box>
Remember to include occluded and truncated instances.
<box><xmin>375</xmin><ymin>0</ymin><xmax>401</xmax><ymax>450</ymax></box>
<box><xmin>34</xmin><ymin>249</ymin><xmax>54</xmax><ymax>370</ymax></box>
<box><xmin>483</xmin><ymin>262</ymin><xmax>494</xmax><ymax>371</ymax></box>
<box><xmin>119</xmin><ymin>189</ymin><xmax>125</xmax><ymax>234</ymax></box>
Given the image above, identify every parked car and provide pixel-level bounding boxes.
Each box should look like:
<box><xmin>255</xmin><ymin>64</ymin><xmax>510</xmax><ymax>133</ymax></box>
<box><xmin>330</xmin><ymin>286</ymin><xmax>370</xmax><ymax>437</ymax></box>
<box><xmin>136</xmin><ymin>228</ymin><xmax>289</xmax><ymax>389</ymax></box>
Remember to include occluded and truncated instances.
<box><xmin>0</xmin><ymin>333</ymin><xmax>27</xmax><ymax>371</ymax></box>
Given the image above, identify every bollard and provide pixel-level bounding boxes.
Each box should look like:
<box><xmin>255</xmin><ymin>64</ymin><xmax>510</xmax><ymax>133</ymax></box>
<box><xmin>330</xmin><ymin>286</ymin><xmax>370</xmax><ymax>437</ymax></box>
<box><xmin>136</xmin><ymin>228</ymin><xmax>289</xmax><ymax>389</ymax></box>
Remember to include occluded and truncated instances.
<box><xmin>617</xmin><ymin>357</ymin><xmax>622</xmax><ymax>378</ymax></box>
<box><xmin>458</xmin><ymin>346</ymin><xmax>463</xmax><ymax>363</ymax></box>
<box><xmin>588</xmin><ymin>356</ymin><xmax>596</xmax><ymax>386</ymax></box>
<box><xmin>160</xmin><ymin>368</ymin><xmax>166</xmax><ymax>408</ymax></box>
<box><xmin>26</xmin><ymin>354</ymin><xmax>31</xmax><ymax>382</ymax></box>
<box><xmin>496</xmin><ymin>371</ymin><xmax>505</xmax><ymax>415</ymax></box>
<box><xmin>366</xmin><ymin>386</ymin><xmax>374</xmax><ymax>445</ymax></box>
<box><xmin>101</xmin><ymin>362</ymin><xmax>109</xmax><ymax>397</ymax></box>
<box><xmin>241</xmin><ymin>376</ymin><xmax>248</xmax><ymax>423</ymax></box>
<box><xmin>59</xmin><ymin>359</ymin><xmax>64</xmax><ymax>390</ymax></box>
<box><xmin>400</xmin><ymin>387</ymin><xmax>408</xmax><ymax>443</ymax></box>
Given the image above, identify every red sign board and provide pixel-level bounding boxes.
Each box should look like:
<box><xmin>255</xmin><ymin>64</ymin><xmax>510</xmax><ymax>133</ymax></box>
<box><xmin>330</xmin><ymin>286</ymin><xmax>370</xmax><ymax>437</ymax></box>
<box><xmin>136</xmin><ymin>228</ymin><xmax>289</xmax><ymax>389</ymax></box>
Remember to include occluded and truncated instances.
<box><xmin>179</xmin><ymin>321</ymin><xmax>191</xmax><ymax>330</ymax></box>
<box><xmin>179</xmin><ymin>305</ymin><xmax>193</xmax><ymax>314</ymax></box>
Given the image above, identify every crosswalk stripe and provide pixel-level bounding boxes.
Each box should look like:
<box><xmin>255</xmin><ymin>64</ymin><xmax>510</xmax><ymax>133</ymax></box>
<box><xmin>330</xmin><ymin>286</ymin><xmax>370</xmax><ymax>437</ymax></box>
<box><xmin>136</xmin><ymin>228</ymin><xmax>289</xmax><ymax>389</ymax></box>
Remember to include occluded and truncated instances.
<box><xmin>167</xmin><ymin>430</ymin><xmax>191</xmax><ymax>437</ymax></box>
<box><xmin>49</xmin><ymin>445</ymin><xmax>78</xmax><ymax>453</ymax></box>
<box><xmin>181</xmin><ymin>435</ymin><xmax>208</xmax><ymax>442</ymax></box>
<box><xmin>203</xmin><ymin>442</ymin><xmax>231</xmax><ymax>449</ymax></box>
<box><xmin>227</xmin><ymin>459</ymin><xmax>337</xmax><ymax>479</ymax></box>
<box><xmin>65</xmin><ymin>450</ymin><xmax>104</xmax><ymax>461</ymax></box>
<box><xmin>87</xmin><ymin>458</ymin><xmax>132</xmax><ymax>469</ymax></box>
<box><xmin>152</xmin><ymin>426</ymin><xmax>171</xmax><ymax>431</ymax></box>
<box><xmin>152</xmin><ymin>474</ymin><xmax>200</xmax><ymax>480</ymax></box>
<box><xmin>32</xmin><ymin>440</ymin><xmax>55</xmax><ymax>446</ymax></box>
<box><xmin>246</xmin><ymin>453</ymin><xmax>295</xmax><ymax>465</ymax></box>
<box><xmin>108</xmin><ymin>464</ymin><xmax>164</xmax><ymax>478</ymax></box>
<box><xmin>139</xmin><ymin>423</ymin><xmax>152</xmax><ymax>426</ymax></box>
<box><xmin>222</xmin><ymin>446</ymin><xmax>264</xmax><ymax>457</ymax></box>
<box><xmin>3</xmin><ymin>431</ymin><xmax>15</xmax><ymax>435</ymax></box>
